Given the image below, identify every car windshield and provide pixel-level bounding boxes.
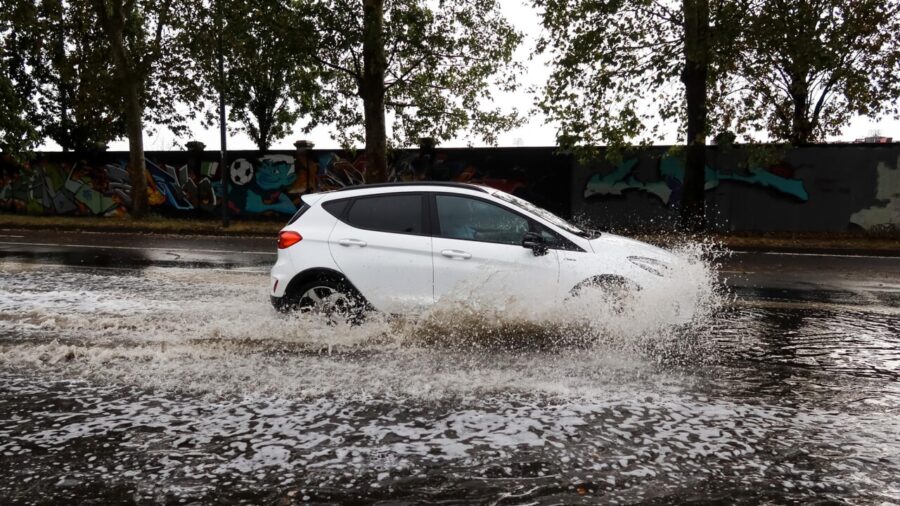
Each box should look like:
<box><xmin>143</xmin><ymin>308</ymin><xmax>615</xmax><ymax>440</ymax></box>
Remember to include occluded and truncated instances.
<box><xmin>490</xmin><ymin>190</ymin><xmax>600</xmax><ymax>239</ymax></box>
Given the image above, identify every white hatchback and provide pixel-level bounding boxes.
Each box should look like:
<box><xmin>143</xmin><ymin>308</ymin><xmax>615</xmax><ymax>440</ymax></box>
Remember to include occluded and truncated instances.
<box><xmin>270</xmin><ymin>182</ymin><xmax>695</xmax><ymax>323</ymax></box>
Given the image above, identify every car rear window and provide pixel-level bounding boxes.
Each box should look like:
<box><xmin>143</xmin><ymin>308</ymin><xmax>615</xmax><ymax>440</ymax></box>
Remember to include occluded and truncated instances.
<box><xmin>345</xmin><ymin>194</ymin><xmax>423</xmax><ymax>234</ymax></box>
<box><xmin>286</xmin><ymin>203</ymin><xmax>310</xmax><ymax>225</ymax></box>
<box><xmin>321</xmin><ymin>198</ymin><xmax>350</xmax><ymax>219</ymax></box>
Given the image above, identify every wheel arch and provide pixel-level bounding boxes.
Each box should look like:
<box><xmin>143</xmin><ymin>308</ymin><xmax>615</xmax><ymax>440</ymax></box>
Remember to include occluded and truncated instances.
<box><xmin>273</xmin><ymin>267</ymin><xmax>371</xmax><ymax>313</ymax></box>
<box><xmin>570</xmin><ymin>274</ymin><xmax>640</xmax><ymax>297</ymax></box>
<box><xmin>284</xmin><ymin>267</ymin><xmax>358</xmax><ymax>298</ymax></box>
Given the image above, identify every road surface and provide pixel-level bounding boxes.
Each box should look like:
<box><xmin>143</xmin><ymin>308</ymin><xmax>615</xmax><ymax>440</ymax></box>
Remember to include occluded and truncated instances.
<box><xmin>1</xmin><ymin>228</ymin><xmax>898</xmax><ymax>504</ymax></box>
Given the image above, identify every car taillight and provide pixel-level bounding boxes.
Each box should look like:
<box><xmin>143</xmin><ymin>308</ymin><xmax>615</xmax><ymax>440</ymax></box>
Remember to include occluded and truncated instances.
<box><xmin>278</xmin><ymin>231</ymin><xmax>302</xmax><ymax>249</ymax></box>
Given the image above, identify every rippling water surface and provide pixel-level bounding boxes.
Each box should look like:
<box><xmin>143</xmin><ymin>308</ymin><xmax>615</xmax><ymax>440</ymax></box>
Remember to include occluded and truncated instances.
<box><xmin>1</xmin><ymin>257</ymin><xmax>898</xmax><ymax>504</ymax></box>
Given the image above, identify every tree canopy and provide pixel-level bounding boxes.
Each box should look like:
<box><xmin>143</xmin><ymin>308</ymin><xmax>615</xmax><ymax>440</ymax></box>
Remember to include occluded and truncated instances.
<box><xmin>193</xmin><ymin>0</ymin><xmax>324</xmax><ymax>152</ymax></box>
<box><xmin>92</xmin><ymin>0</ymin><xmax>201</xmax><ymax>139</ymax></box>
<box><xmin>723</xmin><ymin>0</ymin><xmax>900</xmax><ymax>144</ymax></box>
<box><xmin>308</xmin><ymin>0</ymin><xmax>523</xmax><ymax>180</ymax></box>
<box><xmin>536</xmin><ymin>0</ymin><xmax>744</xmax><ymax>229</ymax></box>
<box><xmin>0</xmin><ymin>0</ymin><xmax>45</xmax><ymax>156</ymax></box>
<box><xmin>535</xmin><ymin>0</ymin><xmax>743</xmax><ymax>155</ymax></box>
<box><xmin>3</xmin><ymin>0</ymin><xmax>900</xmax><ymax>182</ymax></box>
<box><xmin>33</xmin><ymin>0</ymin><xmax>124</xmax><ymax>151</ymax></box>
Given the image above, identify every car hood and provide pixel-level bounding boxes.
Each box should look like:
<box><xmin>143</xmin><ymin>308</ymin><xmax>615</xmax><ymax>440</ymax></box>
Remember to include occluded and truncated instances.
<box><xmin>588</xmin><ymin>233</ymin><xmax>675</xmax><ymax>261</ymax></box>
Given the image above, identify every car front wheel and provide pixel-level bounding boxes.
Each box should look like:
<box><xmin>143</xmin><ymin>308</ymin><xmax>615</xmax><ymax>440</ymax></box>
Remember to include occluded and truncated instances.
<box><xmin>569</xmin><ymin>275</ymin><xmax>638</xmax><ymax>313</ymax></box>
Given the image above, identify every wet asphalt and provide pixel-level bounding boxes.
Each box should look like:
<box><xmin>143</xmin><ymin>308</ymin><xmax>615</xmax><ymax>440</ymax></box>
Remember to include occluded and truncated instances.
<box><xmin>1</xmin><ymin>227</ymin><xmax>898</xmax><ymax>294</ymax></box>
<box><xmin>1</xmin><ymin>228</ymin><xmax>899</xmax><ymax>504</ymax></box>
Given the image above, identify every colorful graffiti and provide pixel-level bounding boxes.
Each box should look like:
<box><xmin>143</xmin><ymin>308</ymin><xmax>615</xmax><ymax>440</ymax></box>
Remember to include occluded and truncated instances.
<box><xmin>584</xmin><ymin>156</ymin><xmax>810</xmax><ymax>204</ymax></box>
<box><xmin>228</xmin><ymin>155</ymin><xmax>299</xmax><ymax>215</ymax></box>
<box><xmin>0</xmin><ymin>157</ymin><xmax>223</xmax><ymax>217</ymax></box>
<box><xmin>573</xmin><ymin>146</ymin><xmax>900</xmax><ymax>232</ymax></box>
<box><xmin>0</xmin><ymin>159</ymin><xmax>126</xmax><ymax>216</ymax></box>
<box><xmin>0</xmin><ymin>149</ymin><xmax>545</xmax><ymax>217</ymax></box>
<box><xmin>7</xmin><ymin>147</ymin><xmax>895</xmax><ymax>231</ymax></box>
<box><xmin>850</xmin><ymin>156</ymin><xmax>900</xmax><ymax>230</ymax></box>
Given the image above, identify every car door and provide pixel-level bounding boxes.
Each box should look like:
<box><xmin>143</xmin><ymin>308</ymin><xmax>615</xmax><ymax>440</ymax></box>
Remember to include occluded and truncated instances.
<box><xmin>430</xmin><ymin>193</ymin><xmax>559</xmax><ymax>306</ymax></box>
<box><xmin>328</xmin><ymin>193</ymin><xmax>433</xmax><ymax>312</ymax></box>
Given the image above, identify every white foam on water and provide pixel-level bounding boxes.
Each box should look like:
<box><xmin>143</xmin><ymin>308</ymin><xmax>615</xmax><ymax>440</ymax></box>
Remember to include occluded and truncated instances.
<box><xmin>2</xmin><ymin>371</ymin><xmax>897</xmax><ymax>504</ymax></box>
<box><xmin>3</xmin><ymin>246</ymin><xmax>900</xmax><ymax>503</ymax></box>
<box><xmin>0</xmin><ymin>242</ymin><xmax>725</xmax><ymax>400</ymax></box>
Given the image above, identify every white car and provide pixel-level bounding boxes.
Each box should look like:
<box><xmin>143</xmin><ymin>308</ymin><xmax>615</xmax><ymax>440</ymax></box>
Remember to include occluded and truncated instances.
<box><xmin>270</xmin><ymin>182</ymin><xmax>695</xmax><ymax>323</ymax></box>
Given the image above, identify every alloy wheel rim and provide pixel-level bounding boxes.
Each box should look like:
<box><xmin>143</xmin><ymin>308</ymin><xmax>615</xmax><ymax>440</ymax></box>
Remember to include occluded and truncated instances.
<box><xmin>299</xmin><ymin>285</ymin><xmax>351</xmax><ymax>317</ymax></box>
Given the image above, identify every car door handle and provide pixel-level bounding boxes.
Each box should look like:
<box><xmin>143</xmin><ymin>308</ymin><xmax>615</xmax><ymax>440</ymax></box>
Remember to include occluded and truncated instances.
<box><xmin>441</xmin><ymin>249</ymin><xmax>472</xmax><ymax>259</ymax></box>
<box><xmin>338</xmin><ymin>238</ymin><xmax>367</xmax><ymax>247</ymax></box>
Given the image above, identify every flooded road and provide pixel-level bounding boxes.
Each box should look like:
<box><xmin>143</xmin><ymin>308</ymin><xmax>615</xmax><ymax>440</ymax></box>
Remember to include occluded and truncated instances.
<box><xmin>1</xmin><ymin>235</ymin><xmax>899</xmax><ymax>504</ymax></box>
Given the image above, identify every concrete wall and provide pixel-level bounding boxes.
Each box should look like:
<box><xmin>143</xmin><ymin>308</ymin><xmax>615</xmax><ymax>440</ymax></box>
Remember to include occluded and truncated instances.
<box><xmin>0</xmin><ymin>147</ymin><xmax>572</xmax><ymax>219</ymax></box>
<box><xmin>2</xmin><ymin>144</ymin><xmax>898</xmax><ymax>231</ymax></box>
<box><xmin>573</xmin><ymin>144</ymin><xmax>900</xmax><ymax>232</ymax></box>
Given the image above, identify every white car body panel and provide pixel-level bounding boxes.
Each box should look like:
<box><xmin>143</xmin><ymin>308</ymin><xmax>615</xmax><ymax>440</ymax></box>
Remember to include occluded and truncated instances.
<box><xmin>270</xmin><ymin>201</ymin><xmax>341</xmax><ymax>297</ymax></box>
<box><xmin>328</xmin><ymin>219</ymin><xmax>434</xmax><ymax>312</ymax></box>
<box><xmin>270</xmin><ymin>183</ymin><xmax>697</xmax><ymax>324</ymax></box>
<box><xmin>432</xmin><ymin>236</ymin><xmax>559</xmax><ymax>306</ymax></box>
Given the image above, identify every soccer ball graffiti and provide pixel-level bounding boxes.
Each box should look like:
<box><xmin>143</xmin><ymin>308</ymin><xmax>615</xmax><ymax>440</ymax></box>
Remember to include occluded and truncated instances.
<box><xmin>230</xmin><ymin>159</ymin><xmax>254</xmax><ymax>186</ymax></box>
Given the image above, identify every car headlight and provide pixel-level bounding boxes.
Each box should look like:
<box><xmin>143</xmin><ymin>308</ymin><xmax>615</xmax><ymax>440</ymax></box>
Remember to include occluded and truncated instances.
<box><xmin>628</xmin><ymin>256</ymin><xmax>671</xmax><ymax>277</ymax></box>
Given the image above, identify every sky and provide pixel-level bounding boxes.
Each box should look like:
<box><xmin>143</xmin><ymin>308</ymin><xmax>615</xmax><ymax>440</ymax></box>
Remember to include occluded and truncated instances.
<box><xmin>39</xmin><ymin>0</ymin><xmax>900</xmax><ymax>152</ymax></box>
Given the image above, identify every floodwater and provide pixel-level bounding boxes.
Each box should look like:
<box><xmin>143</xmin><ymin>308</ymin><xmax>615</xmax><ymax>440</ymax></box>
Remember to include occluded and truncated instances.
<box><xmin>0</xmin><ymin>252</ymin><xmax>898</xmax><ymax>504</ymax></box>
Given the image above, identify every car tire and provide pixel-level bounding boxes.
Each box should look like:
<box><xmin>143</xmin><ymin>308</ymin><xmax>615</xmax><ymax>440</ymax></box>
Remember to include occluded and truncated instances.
<box><xmin>569</xmin><ymin>276</ymin><xmax>638</xmax><ymax>313</ymax></box>
<box><xmin>276</xmin><ymin>275</ymin><xmax>368</xmax><ymax>324</ymax></box>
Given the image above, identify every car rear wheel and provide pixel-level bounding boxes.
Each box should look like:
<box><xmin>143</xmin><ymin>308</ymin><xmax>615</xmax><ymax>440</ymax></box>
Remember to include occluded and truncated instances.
<box><xmin>275</xmin><ymin>276</ymin><xmax>368</xmax><ymax>324</ymax></box>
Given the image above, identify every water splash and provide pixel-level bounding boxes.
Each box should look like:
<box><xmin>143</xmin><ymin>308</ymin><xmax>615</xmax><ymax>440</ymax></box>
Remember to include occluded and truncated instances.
<box><xmin>3</xmin><ymin>248</ymin><xmax>900</xmax><ymax>504</ymax></box>
<box><xmin>398</xmin><ymin>240</ymin><xmax>728</xmax><ymax>358</ymax></box>
<box><xmin>0</xmin><ymin>241</ymin><xmax>728</xmax><ymax>400</ymax></box>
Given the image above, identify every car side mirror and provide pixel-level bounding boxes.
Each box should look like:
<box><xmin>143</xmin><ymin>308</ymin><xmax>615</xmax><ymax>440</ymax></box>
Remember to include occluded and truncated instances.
<box><xmin>522</xmin><ymin>231</ymin><xmax>549</xmax><ymax>256</ymax></box>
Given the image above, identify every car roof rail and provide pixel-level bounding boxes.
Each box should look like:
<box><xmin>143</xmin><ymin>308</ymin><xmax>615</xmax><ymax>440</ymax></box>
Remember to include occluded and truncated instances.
<box><xmin>331</xmin><ymin>181</ymin><xmax>490</xmax><ymax>193</ymax></box>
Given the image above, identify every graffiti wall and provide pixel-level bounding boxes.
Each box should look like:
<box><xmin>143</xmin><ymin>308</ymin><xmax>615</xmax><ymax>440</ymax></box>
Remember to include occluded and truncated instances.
<box><xmin>573</xmin><ymin>144</ymin><xmax>900</xmax><ymax>232</ymax></box>
<box><xmin>0</xmin><ymin>147</ymin><xmax>571</xmax><ymax>219</ymax></box>
<box><xmin>1</xmin><ymin>144</ymin><xmax>898</xmax><ymax>231</ymax></box>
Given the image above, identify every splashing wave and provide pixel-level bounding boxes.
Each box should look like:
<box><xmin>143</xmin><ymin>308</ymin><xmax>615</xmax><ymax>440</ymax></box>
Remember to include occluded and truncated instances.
<box><xmin>0</xmin><ymin>241</ymin><xmax>726</xmax><ymax>399</ymax></box>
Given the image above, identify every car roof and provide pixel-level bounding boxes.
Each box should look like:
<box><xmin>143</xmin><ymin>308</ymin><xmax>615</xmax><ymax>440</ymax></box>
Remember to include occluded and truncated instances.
<box><xmin>330</xmin><ymin>182</ymin><xmax>490</xmax><ymax>194</ymax></box>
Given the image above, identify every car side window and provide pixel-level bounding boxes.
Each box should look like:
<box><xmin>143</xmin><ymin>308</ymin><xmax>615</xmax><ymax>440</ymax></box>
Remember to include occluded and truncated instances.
<box><xmin>435</xmin><ymin>194</ymin><xmax>529</xmax><ymax>245</ymax></box>
<box><xmin>535</xmin><ymin>223</ymin><xmax>581</xmax><ymax>251</ymax></box>
<box><xmin>538</xmin><ymin>225</ymin><xmax>559</xmax><ymax>245</ymax></box>
<box><xmin>345</xmin><ymin>194</ymin><xmax>423</xmax><ymax>234</ymax></box>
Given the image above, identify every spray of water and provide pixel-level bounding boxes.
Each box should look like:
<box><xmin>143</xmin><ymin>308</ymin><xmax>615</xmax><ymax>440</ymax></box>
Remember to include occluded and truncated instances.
<box><xmin>400</xmin><ymin>240</ymin><xmax>727</xmax><ymax>356</ymax></box>
<box><xmin>0</xmin><ymin>240</ymin><xmax>728</xmax><ymax>399</ymax></box>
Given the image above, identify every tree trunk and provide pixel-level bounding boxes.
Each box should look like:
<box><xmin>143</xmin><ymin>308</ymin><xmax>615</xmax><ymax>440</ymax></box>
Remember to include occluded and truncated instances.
<box><xmin>256</xmin><ymin>109</ymin><xmax>271</xmax><ymax>153</ymax></box>
<box><xmin>361</xmin><ymin>0</ymin><xmax>388</xmax><ymax>183</ymax></box>
<box><xmin>124</xmin><ymin>77</ymin><xmax>148</xmax><ymax>217</ymax></box>
<box><xmin>789</xmin><ymin>76</ymin><xmax>811</xmax><ymax>145</ymax></box>
<box><xmin>251</xmin><ymin>94</ymin><xmax>273</xmax><ymax>152</ymax></box>
<box><xmin>99</xmin><ymin>0</ymin><xmax>149</xmax><ymax>217</ymax></box>
<box><xmin>680</xmin><ymin>0</ymin><xmax>709</xmax><ymax>232</ymax></box>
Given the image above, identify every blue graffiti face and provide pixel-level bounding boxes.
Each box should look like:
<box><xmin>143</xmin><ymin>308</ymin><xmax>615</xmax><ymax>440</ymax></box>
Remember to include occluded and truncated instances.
<box><xmin>255</xmin><ymin>160</ymin><xmax>297</xmax><ymax>191</ymax></box>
